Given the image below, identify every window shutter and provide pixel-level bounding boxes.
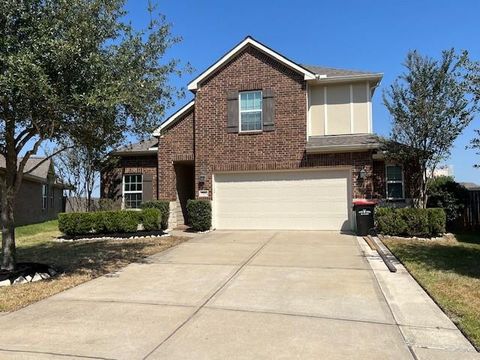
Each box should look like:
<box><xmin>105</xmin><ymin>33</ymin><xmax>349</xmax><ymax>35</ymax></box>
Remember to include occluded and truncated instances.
<box><xmin>142</xmin><ymin>173</ymin><xmax>153</xmax><ymax>201</ymax></box>
<box><xmin>262</xmin><ymin>89</ymin><xmax>275</xmax><ymax>132</ymax></box>
<box><xmin>227</xmin><ymin>91</ymin><xmax>239</xmax><ymax>133</ymax></box>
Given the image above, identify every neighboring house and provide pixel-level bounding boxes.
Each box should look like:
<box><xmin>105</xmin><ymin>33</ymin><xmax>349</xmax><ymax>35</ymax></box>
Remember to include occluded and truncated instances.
<box><xmin>432</xmin><ymin>165</ymin><xmax>454</xmax><ymax>178</ymax></box>
<box><xmin>0</xmin><ymin>156</ymin><xmax>67</xmax><ymax>226</ymax></box>
<box><xmin>460</xmin><ymin>182</ymin><xmax>480</xmax><ymax>191</ymax></box>
<box><xmin>102</xmin><ymin>36</ymin><xmax>407</xmax><ymax>231</ymax></box>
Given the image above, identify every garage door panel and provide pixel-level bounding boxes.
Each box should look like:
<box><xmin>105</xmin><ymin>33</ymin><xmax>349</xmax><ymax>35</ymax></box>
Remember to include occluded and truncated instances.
<box><xmin>217</xmin><ymin>202</ymin><xmax>348</xmax><ymax>215</ymax></box>
<box><xmin>214</xmin><ymin>170</ymin><xmax>351</xmax><ymax>231</ymax></box>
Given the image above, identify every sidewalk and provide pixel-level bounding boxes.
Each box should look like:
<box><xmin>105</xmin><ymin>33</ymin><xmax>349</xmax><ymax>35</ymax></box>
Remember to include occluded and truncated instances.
<box><xmin>357</xmin><ymin>236</ymin><xmax>479</xmax><ymax>360</ymax></box>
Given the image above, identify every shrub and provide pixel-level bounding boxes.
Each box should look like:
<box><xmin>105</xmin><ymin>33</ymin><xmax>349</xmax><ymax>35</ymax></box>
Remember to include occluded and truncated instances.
<box><xmin>375</xmin><ymin>207</ymin><xmax>407</xmax><ymax>236</ymax></box>
<box><xmin>117</xmin><ymin>211</ymin><xmax>141</xmax><ymax>232</ymax></box>
<box><xmin>58</xmin><ymin>209</ymin><xmax>159</xmax><ymax>236</ymax></box>
<box><xmin>427</xmin><ymin>176</ymin><xmax>468</xmax><ymax>230</ymax></box>
<box><xmin>375</xmin><ymin>207</ymin><xmax>446</xmax><ymax>237</ymax></box>
<box><xmin>428</xmin><ymin>208</ymin><xmax>447</xmax><ymax>235</ymax></box>
<box><xmin>141</xmin><ymin>208</ymin><xmax>161</xmax><ymax>231</ymax></box>
<box><xmin>141</xmin><ymin>200</ymin><xmax>169</xmax><ymax>230</ymax></box>
<box><xmin>98</xmin><ymin>211</ymin><xmax>123</xmax><ymax>233</ymax></box>
<box><xmin>187</xmin><ymin>200</ymin><xmax>211</xmax><ymax>231</ymax></box>
<box><xmin>58</xmin><ymin>212</ymin><xmax>97</xmax><ymax>236</ymax></box>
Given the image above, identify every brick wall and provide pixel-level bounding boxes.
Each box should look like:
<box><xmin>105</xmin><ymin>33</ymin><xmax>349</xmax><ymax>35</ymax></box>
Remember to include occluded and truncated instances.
<box><xmin>148</xmin><ymin>45</ymin><xmax>386</xmax><ymax>203</ymax></box>
<box><xmin>157</xmin><ymin>109</ymin><xmax>195</xmax><ymax>200</ymax></box>
<box><xmin>101</xmin><ymin>155</ymin><xmax>157</xmax><ymax>204</ymax></box>
<box><xmin>194</xmin><ymin>46</ymin><xmax>306</xmax><ymax>197</ymax></box>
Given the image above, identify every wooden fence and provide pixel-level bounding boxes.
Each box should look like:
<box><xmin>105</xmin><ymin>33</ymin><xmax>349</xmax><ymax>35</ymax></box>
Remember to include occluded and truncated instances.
<box><xmin>458</xmin><ymin>190</ymin><xmax>480</xmax><ymax>230</ymax></box>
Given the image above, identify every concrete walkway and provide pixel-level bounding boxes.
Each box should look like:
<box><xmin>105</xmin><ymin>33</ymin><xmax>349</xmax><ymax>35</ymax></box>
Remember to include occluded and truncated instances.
<box><xmin>0</xmin><ymin>231</ymin><xmax>477</xmax><ymax>359</ymax></box>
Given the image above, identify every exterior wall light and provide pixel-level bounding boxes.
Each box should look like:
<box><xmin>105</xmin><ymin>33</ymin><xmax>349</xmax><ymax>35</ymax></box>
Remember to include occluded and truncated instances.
<box><xmin>358</xmin><ymin>168</ymin><xmax>367</xmax><ymax>181</ymax></box>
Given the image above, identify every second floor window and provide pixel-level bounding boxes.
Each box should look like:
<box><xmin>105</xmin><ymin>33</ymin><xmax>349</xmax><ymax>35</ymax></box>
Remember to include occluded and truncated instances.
<box><xmin>239</xmin><ymin>91</ymin><xmax>262</xmax><ymax>132</ymax></box>
<box><xmin>123</xmin><ymin>174</ymin><xmax>143</xmax><ymax>209</ymax></box>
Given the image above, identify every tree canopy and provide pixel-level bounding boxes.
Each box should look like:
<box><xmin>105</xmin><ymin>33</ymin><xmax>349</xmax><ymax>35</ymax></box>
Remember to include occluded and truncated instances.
<box><xmin>382</xmin><ymin>49</ymin><xmax>478</xmax><ymax>207</ymax></box>
<box><xmin>0</xmin><ymin>0</ymin><xmax>186</xmax><ymax>270</ymax></box>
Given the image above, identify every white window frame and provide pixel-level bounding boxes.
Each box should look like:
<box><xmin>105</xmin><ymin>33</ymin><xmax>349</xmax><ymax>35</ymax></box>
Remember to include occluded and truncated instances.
<box><xmin>239</xmin><ymin>90</ymin><xmax>263</xmax><ymax>132</ymax></box>
<box><xmin>50</xmin><ymin>185</ymin><xmax>54</xmax><ymax>208</ymax></box>
<box><xmin>123</xmin><ymin>174</ymin><xmax>143</xmax><ymax>209</ymax></box>
<box><xmin>42</xmin><ymin>184</ymin><xmax>48</xmax><ymax>210</ymax></box>
<box><xmin>385</xmin><ymin>164</ymin><xmax>405</xmax><ymax>200</ymax></box>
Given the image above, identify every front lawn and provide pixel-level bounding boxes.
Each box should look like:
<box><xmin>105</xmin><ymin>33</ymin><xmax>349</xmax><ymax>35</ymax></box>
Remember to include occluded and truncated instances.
<box><xmin>0</xmin><ymin>220</ymin><xmax>186</xmax><ymax>312</ymax></box>
<box><xmin>383</xmin><ymin>233</ymin><xmax>480</xmax><ymax>350</ymax></box>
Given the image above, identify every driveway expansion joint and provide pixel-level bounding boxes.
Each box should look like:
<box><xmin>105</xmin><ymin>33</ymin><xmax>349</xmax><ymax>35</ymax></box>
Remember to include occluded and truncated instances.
<box><xmin>0</xmin><ymin>348</ymin><xmax>115</xmax><ymax>360</ymax></box>
<box><xmin>48</xmin><ymin>297</ymin><xmax>197</xmax><ymax>308</ymax></box>
<box><xmin>204</xmin><ymin>305</ymin><xmax>400</xmax><ymax>327</ymax></box>
<box><xmin>142</xmin><ymin>232</ymin><xmax>277</xmax><ymax>360</ymax></box>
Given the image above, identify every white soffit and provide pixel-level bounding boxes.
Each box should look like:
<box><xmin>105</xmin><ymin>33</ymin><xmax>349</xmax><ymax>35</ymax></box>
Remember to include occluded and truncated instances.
<box><xmin>187</xmin><ymin>36</ymin><xmax>317</xmax><ymax>91</ymax></box>
<box><xmin>152</xmin><ymin>100</ymin><xmax>195</xmax><ymax>136</ymax></box>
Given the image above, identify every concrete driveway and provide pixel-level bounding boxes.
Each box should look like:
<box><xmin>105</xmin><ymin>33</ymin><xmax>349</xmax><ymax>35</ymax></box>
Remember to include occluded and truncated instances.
<box><xmin>0</xmin><ymin>231</ymin><xmax>476</xmax><ymax>359</ymax></box>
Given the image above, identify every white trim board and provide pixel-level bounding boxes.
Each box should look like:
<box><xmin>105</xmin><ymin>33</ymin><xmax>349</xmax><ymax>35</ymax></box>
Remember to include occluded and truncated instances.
<box><xmin>187</xmin><ymin>36</ymin><xmax>316</xmax><ymax>91</ymax></box>
<box><xmin>152</xmin><ymin>100</ymin><xmax>195</xmax><ymax>136</ymax></box>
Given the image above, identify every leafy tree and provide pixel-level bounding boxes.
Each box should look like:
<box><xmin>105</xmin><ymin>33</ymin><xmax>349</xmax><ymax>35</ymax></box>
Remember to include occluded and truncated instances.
<box><xmin>426</xmin><ymin>176</ymin><xmax>468</xmax><ymax>230</ymax></box>
<box><xmin>467</xmin><ymin>61</ymin><xmax>480</xmax><ymax>168</ymax></box>
<box><xmin>470</xmin><ymin>129</ymin><xmax>480</xmax><ymax>168</ymax></box>
<box><xmin>383</xmin><ymin>49</ymin><xmax>478</xmax><ymax>208</ymax></box>
<box><xmin>0</xmin><ymin>0</ymin><xmax>186</xmax><ymax>270</ymax></box>
<box><xmin>53</xmin><ymin>143</ymin><xmax>117</xmax><ymax>212</ymax></box>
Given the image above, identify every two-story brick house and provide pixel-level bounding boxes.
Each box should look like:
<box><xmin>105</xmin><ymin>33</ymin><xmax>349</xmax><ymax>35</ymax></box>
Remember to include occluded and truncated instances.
<box><xmin>102</xmin><ymin>37</ymin><xmax>406</xmax><ymax>231</ymax></box>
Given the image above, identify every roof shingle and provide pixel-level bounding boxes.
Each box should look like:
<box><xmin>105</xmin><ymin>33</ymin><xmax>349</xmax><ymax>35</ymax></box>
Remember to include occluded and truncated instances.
<box><xmin>306</xmin><ymin>134</ymin><xmax>381</xmax><ymax>153</ymax></box>
<box><xmin>0</xmin><ymin>156</ymin><xmax>52</xmax><ymax>179</ymax></box>
<box><xmin>301</xmin><ymin>64</ymin><xmax>380</xmax><ymax>78</ymax></box>
<box><xmin>113</xmin><ymin>138</ymin><xmax>158</xmax><ymax>155</ymax></box>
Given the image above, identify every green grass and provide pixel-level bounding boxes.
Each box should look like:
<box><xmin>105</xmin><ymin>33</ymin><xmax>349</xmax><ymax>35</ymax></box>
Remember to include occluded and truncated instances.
<box><xmin>384</xmin><ymin>233</ymin><xmax>480</xmax><ymax>350</ymax></box>
<box><xmin>1</xmin><ymin>219</ymin><xmax>186</xmax><ymax>312</ymax></box>
<box><xmin>15</xmin><ymin>220</ymin><xmax>59</xmax><ymax>239</ymax></box>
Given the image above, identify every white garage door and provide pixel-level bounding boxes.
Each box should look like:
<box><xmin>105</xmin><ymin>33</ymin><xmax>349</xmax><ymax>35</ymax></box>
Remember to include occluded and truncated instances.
<box><xmin>213</xmin><ymin>169</ymin><xmax>351</xmax><ymax>230</ymax></box>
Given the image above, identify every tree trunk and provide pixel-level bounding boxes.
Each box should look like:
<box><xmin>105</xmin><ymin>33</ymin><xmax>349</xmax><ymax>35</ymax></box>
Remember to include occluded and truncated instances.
<box><xmin>418</xmin><ymin>164</ymin><xmax>428</xmax><ymax>209</ymax></box>
<box><xmin>0</xmin><ymin>162</ymin><xmax>17</xmax><ymax>271</ymax></box>
<box><xmin>1</xmin><ymin>190</ymin><xmax>16</xmax><ymax>271</ymax></box>
<box><xmin>1</xmin><ymin>115</ymin><xmax>19</xmax><ymax>270</ymax></box>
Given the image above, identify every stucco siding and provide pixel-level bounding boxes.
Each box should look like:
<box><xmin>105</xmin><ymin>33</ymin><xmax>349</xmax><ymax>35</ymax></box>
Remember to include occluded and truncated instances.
<box><xmin>327</xmin><ymin>84</ymin><xmax>351</xmax><ymax>135</ymax></box>
<box><xmin>309</xmin><ymin>86</ymin><xmax>325</xmax><ymax>136</ymax></box>
<box><xmin>352</xmin><ymin>83</ymin><xmax>369</xmax><ymax>133</ymax></box>
<box><xmin>309</xmin><ymin>82</ymin><xmax>371</xmax><ymax>136</ymax></box>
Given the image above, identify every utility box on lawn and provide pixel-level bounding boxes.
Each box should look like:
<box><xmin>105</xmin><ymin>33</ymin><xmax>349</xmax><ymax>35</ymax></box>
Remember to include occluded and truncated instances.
<box><xmin>353</xmin><ymin>200</ymin><xmax>376</xmax><ymax>236</ymax></box>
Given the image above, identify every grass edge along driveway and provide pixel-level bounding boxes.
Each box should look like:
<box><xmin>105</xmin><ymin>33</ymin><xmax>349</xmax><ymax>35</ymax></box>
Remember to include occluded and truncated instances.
<box><xmin>0</xmin><ymin>220</ymin><xmax>187</xmax><ymax>312</ymax></box>
<box><xmin>383</xmin><ymin>233</ymin><xmax>480</xmax><ymax>350</ymax></box>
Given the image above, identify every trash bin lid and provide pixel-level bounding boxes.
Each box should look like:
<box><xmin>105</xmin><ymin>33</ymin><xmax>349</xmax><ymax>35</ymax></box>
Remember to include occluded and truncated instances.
<box><xmin>352</xmin><ymin>199</ymin><xmax>377</xmax><ymax>206</ymax></box>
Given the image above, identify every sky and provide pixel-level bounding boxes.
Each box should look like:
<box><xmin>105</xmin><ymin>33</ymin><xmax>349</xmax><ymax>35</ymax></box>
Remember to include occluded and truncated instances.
<box><xmin>125</xmin><ymin>0</ymin><xmax>480</xmax><ymax>183</ymax></box>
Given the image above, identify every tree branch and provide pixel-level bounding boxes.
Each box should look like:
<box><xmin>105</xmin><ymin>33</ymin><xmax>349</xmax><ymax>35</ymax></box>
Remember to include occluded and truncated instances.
<box><xmin>14</xmin><ymin>128</ymin><xmax>36</xmax><ymax>153</ymax></box>
<box><xmin>14</xmin><ymin>138</ymin><xmax>44</xmax><ymax>193</ymax></box>
<box><xmin>23</xmin><ymin>145</ymin><xmax>73</xmax><ymax>176</ymax></box>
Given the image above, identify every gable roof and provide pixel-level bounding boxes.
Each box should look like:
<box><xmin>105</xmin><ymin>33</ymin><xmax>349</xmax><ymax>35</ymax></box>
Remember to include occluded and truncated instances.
<box><xmin>112</xmin><ymin>138</ymin><xmax>159</xmax><ymax>156</ymax></box>
<box><xmin>0</xmin><ymin>156</ymin><xmax>52</xmax><ymax>179</ymax></box>
<box><xmin>0</xmin><ymin>156</ymin><xmax>68</xmax><ymax>188</ymax></box>
<box><xmin>153</xmin><ymin>37</ymin><xmax>383</xmax><ymax>137</ymax></box>
<box><xmin>187</xmin><ymin>36</ymin><xmax>383</xmax><ymax>91</ymax></box>
<box><xmin>187</xmin><ymin>36</ymin><xmax>317</xmax><ymax>91</ymax></box>
<box><xmin>152</xmin><ymin>100</ymin><xmax>195</xmax><ymax>136</ymax></box>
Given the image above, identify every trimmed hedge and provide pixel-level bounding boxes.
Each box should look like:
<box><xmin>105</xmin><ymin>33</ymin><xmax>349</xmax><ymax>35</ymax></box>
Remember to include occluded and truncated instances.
<box><xmin>58</xmin><ymin>209</ymin><xmax>161</xmax><ymax>236</ymax></box>
<box><xmin>375</xmin><ymin>207</ymin><xmax>446</xmax><ymax>238</ymax></box>
<box><xmin>141</xmin><ymin>208</ymin><xmax>161</xmax><ymax>231</ymax></box>
<box><xmin>187</xmin><ymin>200</ymin><xmax>211</xmax><ymax>231</ymax></box>
<box><xmin>141</xmin><ymin>200</ymin><xmax>170</xmax><ymax>230</ymax></box>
